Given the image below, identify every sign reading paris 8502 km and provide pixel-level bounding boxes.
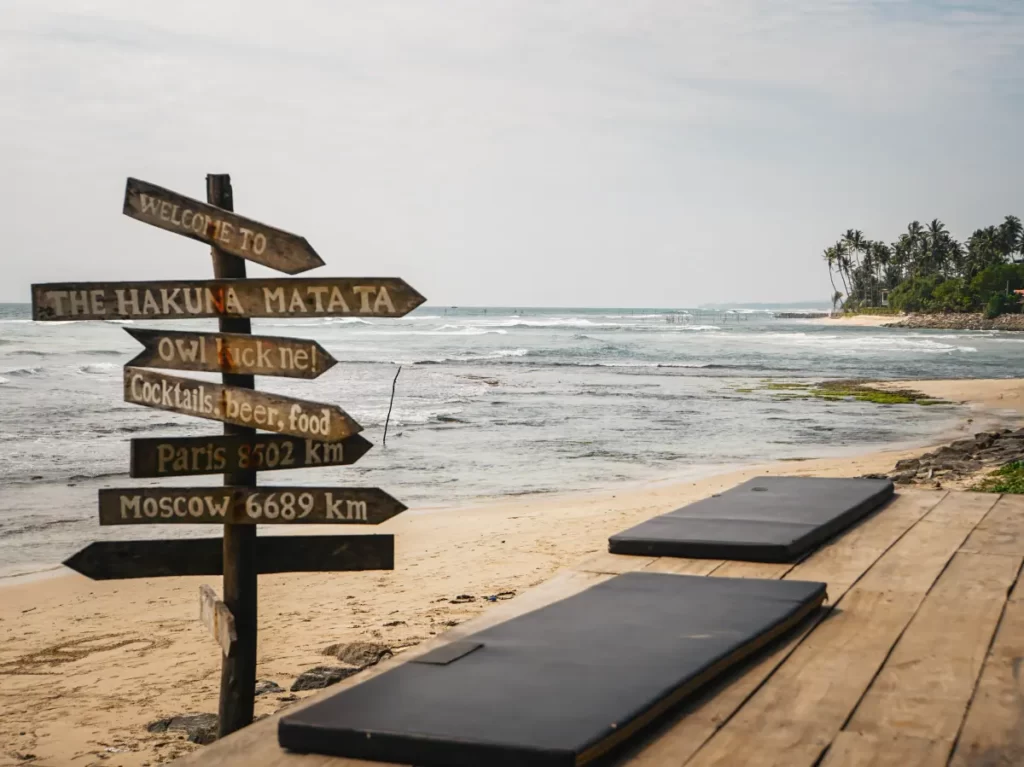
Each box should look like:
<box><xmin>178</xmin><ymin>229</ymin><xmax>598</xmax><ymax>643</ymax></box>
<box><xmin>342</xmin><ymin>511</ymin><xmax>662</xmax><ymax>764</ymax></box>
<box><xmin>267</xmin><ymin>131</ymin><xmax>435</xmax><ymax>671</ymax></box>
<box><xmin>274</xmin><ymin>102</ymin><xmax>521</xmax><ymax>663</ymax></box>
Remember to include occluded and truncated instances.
<box><xmin>130</xmin><ymin>433</ymin><xmax>372</xmax><ymax>478</ymax></box>
<box><xmin>124</xmin><ymin>366</ymin><xmax>361</xmax><ymax>442</ymax></box>
<box><xmin>98</xmin><ymin>487</ymin><xmax>406</xmax><ymax>526</ymax></box>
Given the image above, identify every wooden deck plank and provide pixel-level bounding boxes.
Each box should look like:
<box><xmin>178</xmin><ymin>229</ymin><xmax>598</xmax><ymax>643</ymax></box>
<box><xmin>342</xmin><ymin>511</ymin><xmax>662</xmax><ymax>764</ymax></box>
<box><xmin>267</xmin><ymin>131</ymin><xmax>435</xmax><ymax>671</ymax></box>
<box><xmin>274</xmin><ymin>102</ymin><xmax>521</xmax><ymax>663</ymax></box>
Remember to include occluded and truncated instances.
<box><xmin>642</xmin><ymin>557</ymin><xmax>723</xmax><ymax>575</ymax></box>
<box><xmin>709</xmin><ymin>561</ymin><xmax>792</xmax><ymax>579</ymax></box>
<box><xmin>820</xmin><ymin>551</ymin><xmax>1020</xmax><ymax>766</ymax></box>
<box><xmin>786</xmin><ymin>491</ymin><xmax>948</xmax><ymax>598</ymax></box>
<box><xmin>948</xmin><ymin>574</ymin><xmax>1024</xmax><ymax>767</ymax></box>
<box><xmin>675</xmin><ymin>491</ymin><xmax>998</xmax><ymax>767</ymax></box>
<box><xmin>853</xmin><ymin>492</ymin><xmax>998</xmax><ymax>594</ymax></box>
<box><xmin>821</xmin><ymin>732</ymin><xmax>953</xmax><ymax>767</ymax></box>
<box><xmin>577</xmin><ymin>551</ymin><xmax>657</xmax><ymax>574</ymax></box>
<box><xmin>960</xmin><ymin>494</ymin><xmax>1024</xmax><ymax>557</ymax></box>
<box><xmin>618</xmin><ymin>491</ymin><xmax>947</xmax><ymax>767</ymax></box>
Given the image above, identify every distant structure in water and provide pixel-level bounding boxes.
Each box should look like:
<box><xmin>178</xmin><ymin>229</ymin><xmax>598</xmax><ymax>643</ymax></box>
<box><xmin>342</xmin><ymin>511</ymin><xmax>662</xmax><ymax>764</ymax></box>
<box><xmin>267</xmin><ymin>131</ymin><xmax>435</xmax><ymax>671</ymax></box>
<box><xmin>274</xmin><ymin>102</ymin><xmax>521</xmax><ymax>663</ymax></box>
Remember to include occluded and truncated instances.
<box><xmin>664</xmin><ymin>310</ymin><xmax>751</xmax><ymax>324</ymax></box>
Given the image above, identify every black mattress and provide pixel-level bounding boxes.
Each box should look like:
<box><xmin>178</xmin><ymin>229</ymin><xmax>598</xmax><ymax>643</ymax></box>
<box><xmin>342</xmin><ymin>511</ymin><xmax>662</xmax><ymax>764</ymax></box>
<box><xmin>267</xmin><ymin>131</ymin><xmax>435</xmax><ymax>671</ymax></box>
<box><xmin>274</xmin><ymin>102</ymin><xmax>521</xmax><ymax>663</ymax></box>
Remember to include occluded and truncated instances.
<box><xmin>278</xmin><ymin>572</ymin><xmax>826</xmax><ymax>767</ymax></box>
<box><xmin>608</xmin><ymin>476</ymin><xmax>894</xmax><ymax>563</ymax></box>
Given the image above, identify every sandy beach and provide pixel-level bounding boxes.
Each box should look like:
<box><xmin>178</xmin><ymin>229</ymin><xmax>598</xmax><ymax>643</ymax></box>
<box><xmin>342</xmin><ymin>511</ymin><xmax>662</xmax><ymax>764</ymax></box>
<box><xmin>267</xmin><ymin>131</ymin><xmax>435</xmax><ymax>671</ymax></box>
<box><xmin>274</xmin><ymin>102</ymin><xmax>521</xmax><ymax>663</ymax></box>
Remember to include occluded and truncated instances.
<box><xmin>795</xmin><ymin>313</ymin><xmax>901</xmax><ymax>327</ymax></box>
<box><xmin>1</xmin><ymin>377</ymin><xmax>1022</xmax><ymax>767</ymax></box>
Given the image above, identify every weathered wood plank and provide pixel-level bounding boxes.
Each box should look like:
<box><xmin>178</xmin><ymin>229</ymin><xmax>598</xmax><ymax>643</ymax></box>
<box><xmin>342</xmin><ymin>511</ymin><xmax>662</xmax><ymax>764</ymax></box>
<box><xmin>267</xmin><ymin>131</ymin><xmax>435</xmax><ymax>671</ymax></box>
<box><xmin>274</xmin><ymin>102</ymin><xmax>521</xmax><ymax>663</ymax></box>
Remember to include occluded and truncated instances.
<box><xmin>577</xmin><ymin>551</ymin><xmax>657</xmax><ymax>574</ymax></box>
<box><xmin>819</xmin><ymin>732</ymin><xmax>953</xmax><ymax>767</ymax></box>
<box><xmin>820</xmin><ymin>551</ymin><xmax>1020</xmax><ymax>766</ymax></box>
<box><xmin>125</xmin><ymin>328</ymin><xmax>337</xmax><ymax>379</ymax></box>
<box><xmin>123</xmin><ymin>177</ymin><xmax>324</xmax><ymax>274</ymax></box>
<box><xmin>207</xmin><ymin>173</ymin><xmax>259</xmax><ymax>739</ymax></box>
<box><xmin>642</xmin><ymin>558</ymin><xmax>723</xmax><ymax>576</ymax></box>
<box><xmin>710</xmin><ymin>561</ymin><xmax>792</xmax><ymax>580</ymax></box>
<box><xmin>130</xmin><ymin>433</ymin><xmax>372</xmax><ymax>478</ymax></box>
<box><xmin>959</xmin><ymin>493</ymin><xmax>1024</xmax><ymax>557</ymax></box>
<box><xmin>31</xmin><ymin>278</ymin><xmax>425</xmax><ymax>321</ymax></box>
<box><xmin>948</xmin><ymin>573</ymin><xmax>1024</xmax><ymax>767</ymax></box>
<box><xmin>677</xmin><ymin>491</ymin><xmax>997</xmax><ymax>767</ymax></box>
<box><xmin>622</xmin><ymin>491</ymin><xmax>946</xmax><ymax>767</ymax></box>
<box><xmin>123</xmin><ymin>367</ymin><xmax>361</xmax><ymax>441</ymax></box>
<box><xmin>98</xmin><ymin>487</ymin><xmax>407</xmax><ymax>525</ymax></box>
<box><xmin>783</xmin><ymin>491</ymin><xmax>949</xmax><ymax>598</ymax></box>
<box><xmin>62</xmin><ymin>535</ymin><xmax>394</xmax><ymax>580</ymax></box>
<box><xmin>200</xmin><ymin>584</ymin><xmax>238</xmax><ymax>658</ymax></box>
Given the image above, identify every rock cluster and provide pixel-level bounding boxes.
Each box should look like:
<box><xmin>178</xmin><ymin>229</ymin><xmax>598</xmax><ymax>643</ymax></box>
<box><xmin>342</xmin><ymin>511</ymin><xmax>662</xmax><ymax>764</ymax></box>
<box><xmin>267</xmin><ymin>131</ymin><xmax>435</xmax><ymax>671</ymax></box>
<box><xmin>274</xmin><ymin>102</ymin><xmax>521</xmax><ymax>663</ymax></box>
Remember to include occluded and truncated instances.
<box><xmin>885</xmin><ymin>313</ymin><xmax>1024</xmax><ymax>331</ymax></box>
<box><xmin>873</xmin><ymin>428</ymin><xmax>1024</xmax><ymax>486</ymax></box>
<box><xmin>290</xmin><ymin>666</ymin><xmax>359</xmax><ymax>692</ymax></box>
<box><xmin>146</xmin><ymin>713</ymin><xmax>218</xmax><ymax>745</ymax></box>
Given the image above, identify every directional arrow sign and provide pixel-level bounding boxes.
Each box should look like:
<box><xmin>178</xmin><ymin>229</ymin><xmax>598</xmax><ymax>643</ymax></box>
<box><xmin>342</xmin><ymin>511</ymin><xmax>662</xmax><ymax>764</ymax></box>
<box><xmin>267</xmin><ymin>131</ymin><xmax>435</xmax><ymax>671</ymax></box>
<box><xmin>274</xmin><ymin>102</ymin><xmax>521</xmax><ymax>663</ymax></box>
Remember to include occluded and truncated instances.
<box><xmin>125</xmin><ymin>328</ymin><xmax>337</xmax><ymax>379</ymax></box>
<box><xmin>98</xmin><ymin>487</ymin><xmax>407</xmax><ymax>525</ymax></box>
<box><xmin>31</xmin><ymin>278</ymin><xmax>426</xmax><ymax>321</ymax></box>
<box><xmin>123</xmin><ymin>177</ymin><xmax>324</xmax><ymax>274</ymax></box>
<box><xmin>63</xmin><ymin>535</ymin><xmax>394</xmax><ymax>580</ymax></box>
<box><xmin>124</xmin><ymin>367</ymin><xmax>361</xmax><ymax>441</ymax></box>
<box><xmin>130</xmin><ymin>433</ymin><xmax>372</xmax><ymax>478</ymax></box>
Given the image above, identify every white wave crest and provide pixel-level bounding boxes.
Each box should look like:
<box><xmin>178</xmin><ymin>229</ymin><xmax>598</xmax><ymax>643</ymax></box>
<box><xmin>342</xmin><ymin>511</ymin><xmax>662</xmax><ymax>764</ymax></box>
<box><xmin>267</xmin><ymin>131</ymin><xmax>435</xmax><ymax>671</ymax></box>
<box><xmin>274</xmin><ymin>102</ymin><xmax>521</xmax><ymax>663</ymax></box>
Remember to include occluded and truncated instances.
<box><xmin>78</xmin><ymin>363</ymin><xmax>119</xmax><ymax>374</ymax></box>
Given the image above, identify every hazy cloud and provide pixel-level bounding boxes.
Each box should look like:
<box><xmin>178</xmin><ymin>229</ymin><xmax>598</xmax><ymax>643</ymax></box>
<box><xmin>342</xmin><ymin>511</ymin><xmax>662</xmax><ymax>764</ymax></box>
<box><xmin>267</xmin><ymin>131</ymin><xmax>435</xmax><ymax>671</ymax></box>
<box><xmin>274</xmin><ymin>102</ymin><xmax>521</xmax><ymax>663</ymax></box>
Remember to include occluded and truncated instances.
<box><xmin>2</xmin><ymin>0</ymin><xmax>1022</xmax><ymax>305</ymax></box>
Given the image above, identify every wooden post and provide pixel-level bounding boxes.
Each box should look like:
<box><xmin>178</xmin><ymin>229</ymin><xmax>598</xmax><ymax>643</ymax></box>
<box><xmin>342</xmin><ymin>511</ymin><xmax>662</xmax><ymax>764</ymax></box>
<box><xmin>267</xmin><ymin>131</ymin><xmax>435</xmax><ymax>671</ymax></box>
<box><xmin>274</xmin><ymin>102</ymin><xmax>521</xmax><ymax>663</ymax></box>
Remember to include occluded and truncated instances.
<box><xmin>208</xmin><ymin>174</ymin><xmax>258</xmax><ymax>737</ymax></box>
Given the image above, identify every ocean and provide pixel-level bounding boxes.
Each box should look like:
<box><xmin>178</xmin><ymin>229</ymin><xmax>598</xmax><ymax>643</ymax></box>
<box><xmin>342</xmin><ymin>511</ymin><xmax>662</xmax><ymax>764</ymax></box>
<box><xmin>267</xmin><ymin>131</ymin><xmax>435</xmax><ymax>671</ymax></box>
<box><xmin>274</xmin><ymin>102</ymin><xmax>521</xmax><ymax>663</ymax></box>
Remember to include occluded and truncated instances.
<box><xmin>2</xmin><ymin>303</ymin><xmax>1020</xmax><ymax>579</ymax></box>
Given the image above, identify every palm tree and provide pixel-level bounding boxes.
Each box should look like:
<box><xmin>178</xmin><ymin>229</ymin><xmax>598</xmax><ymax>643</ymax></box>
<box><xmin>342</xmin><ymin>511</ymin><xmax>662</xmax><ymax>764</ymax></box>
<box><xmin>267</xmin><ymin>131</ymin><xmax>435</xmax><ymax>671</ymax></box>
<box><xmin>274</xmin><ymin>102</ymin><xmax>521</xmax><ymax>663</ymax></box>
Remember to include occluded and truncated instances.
<box><xmin>925</xmin><ymin>219</ymin><xmax>948</xmax><ymax>275</ymax></box>
<box><xmin>906</xmin><ymin>221</ymin><xmax>925</xmax><ymax>277</ymax></box>
<box><xmin>834</xmin><ymin>240</ymin><xmax>852</xmax><ymax>301</ymax></box>
<box><xmin>822</xmin><ymin>246</ymin><xmax>841</xmax><ymax>303</ymax></box>
<box><xmin>1000</xmin><ymin>215</ymin><xmax>1022</xmax><ymax>262</ymax></box>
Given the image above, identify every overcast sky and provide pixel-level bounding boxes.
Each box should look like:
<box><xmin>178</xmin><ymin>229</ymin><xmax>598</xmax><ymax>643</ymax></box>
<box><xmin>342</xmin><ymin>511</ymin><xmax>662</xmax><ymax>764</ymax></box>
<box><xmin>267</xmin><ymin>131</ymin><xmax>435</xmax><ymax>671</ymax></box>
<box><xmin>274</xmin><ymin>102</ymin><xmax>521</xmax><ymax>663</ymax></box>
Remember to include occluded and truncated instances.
<box><xmin>2</xmin><ymin>1</ymin><xmax>1023</xmax><ymax>307</ymax></box>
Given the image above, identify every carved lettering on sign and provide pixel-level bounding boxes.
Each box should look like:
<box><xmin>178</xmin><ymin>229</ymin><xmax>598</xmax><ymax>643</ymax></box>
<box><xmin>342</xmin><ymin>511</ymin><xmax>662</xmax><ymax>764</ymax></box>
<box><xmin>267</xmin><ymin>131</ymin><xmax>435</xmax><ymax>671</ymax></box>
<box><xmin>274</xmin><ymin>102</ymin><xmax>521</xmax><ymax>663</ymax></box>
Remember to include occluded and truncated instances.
<box><xmin>31</xmin><ymin>279</ymin><xmax>425</xmax><ymax>321</ymax></box>
<box><xmin>122</xmin><ymin>367</ymin><xmax>361</xmax><ymax>441</ymax></box>
<box><xmin>125</xmin><ymin>328</ymin><xmax>337</xmax><ymax>379</ymax></box>
<box><xmin>129</xmin><ymin>434</ymin><xmax>372</xmax><ymax>478</ymax></box>
<box><xmin>123</xmin><ymin>177</ymin><xmax>324</xmax><ymax>275</ymax></box>
<box><xmin>97</xmin><ymin>487</ymin><xmax>407</xmax><ymax>525</ymax></box>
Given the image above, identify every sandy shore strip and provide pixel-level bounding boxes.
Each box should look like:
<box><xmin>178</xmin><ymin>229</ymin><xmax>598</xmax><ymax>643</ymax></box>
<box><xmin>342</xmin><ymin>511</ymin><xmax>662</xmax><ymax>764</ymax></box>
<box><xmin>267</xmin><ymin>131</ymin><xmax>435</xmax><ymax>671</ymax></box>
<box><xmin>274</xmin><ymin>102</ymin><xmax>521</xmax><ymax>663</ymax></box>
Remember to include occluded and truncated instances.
<box><xmin>1</xmin><ymin>377</ymin><xmax>1022</xmax><ymax>767</ymax></box>
<box><xmin>792</xmin><ymin>313</ymin><xmax>902</xmax><ymax>327</ymax></box>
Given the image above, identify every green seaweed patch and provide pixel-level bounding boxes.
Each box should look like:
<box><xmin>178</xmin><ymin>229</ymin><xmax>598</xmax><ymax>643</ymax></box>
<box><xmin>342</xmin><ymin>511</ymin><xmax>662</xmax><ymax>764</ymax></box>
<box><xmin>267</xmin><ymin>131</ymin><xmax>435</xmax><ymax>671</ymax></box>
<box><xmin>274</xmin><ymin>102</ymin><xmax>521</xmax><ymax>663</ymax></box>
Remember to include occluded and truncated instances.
<box><xmin>734</xmin><ymin>388</ymin><xmax>755</xmax><ymax>393</ymax></box>
<box><xmin>808</xmin><ymin>380</ymin><xmax>933</xmax><ymax>406</ymax></box>
<box><xmin>972</xmin><ymin>461</ymin><xmax>1024</xmax><ymax>494</ymax></box>
<box><xmin>764</xmin><ymin>383</ymin><xmax>812</xmax><ymax>390</ymax></box>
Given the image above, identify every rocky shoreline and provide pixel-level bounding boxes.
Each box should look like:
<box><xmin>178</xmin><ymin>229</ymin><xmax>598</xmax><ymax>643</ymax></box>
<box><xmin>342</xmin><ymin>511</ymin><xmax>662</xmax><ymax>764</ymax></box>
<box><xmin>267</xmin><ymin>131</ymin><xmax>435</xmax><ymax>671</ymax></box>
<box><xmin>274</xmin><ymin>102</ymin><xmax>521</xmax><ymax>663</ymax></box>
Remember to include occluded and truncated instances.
<box><xmin>882</xmin><ymin>313</ymin><xmax>1024</xmax><ymax>330</ymax></box>
<box><xmin>866</xmin><ymin>427</ymin><xmax>1024</xmax><ymax>489</ymax></box>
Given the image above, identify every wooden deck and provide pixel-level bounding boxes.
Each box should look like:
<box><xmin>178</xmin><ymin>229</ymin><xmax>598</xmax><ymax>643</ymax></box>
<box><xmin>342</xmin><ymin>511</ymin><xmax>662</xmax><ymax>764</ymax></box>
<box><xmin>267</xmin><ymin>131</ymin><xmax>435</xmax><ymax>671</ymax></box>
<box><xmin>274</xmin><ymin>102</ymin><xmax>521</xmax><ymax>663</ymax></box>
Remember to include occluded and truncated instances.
<box><xmin>176</xmin><ymin>490</ymin><xmax>1024</xmax><ymax>767</ymax></box>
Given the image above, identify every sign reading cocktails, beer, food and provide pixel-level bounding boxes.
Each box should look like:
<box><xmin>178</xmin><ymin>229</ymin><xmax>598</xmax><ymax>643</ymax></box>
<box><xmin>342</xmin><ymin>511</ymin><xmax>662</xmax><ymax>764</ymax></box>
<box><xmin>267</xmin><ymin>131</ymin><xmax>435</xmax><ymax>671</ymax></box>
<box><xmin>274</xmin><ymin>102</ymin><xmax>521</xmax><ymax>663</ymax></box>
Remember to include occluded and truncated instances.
<box><xmin>32</xmin><ymin>174</ymin><xmax>424</xmax><ymax>738</ymax></box>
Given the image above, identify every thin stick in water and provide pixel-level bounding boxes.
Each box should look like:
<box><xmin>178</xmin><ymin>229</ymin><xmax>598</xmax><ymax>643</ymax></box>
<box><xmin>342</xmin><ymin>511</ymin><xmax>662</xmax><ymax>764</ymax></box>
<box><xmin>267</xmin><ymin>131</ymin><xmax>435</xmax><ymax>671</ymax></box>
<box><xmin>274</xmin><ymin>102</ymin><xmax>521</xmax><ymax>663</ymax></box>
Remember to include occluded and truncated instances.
<box><xmin>383</xmin><ymin>366</ymin><xmax>401</xmax><ymax>446</ymax></box>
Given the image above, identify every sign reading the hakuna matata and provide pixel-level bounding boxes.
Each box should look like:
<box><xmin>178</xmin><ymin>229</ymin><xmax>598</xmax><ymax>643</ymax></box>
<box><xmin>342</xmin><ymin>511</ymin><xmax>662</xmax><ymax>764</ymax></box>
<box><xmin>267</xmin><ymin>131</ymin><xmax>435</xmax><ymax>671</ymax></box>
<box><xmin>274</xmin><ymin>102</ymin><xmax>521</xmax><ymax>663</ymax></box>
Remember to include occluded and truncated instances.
<box><xmin>31</xmin><ymin>278</ymin><xmax>425</xmax><ymax>321</ymax></box>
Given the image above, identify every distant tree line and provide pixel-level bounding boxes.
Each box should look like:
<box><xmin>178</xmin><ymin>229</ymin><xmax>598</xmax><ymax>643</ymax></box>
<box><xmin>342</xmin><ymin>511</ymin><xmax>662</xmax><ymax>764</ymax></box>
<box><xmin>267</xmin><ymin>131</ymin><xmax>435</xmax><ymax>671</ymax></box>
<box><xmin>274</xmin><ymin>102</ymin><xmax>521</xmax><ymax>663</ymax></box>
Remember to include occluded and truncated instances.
<box><xmin>823</xmin><ymin>216</ymin><xmax>1024</xmax><ymax>317</ymax></box>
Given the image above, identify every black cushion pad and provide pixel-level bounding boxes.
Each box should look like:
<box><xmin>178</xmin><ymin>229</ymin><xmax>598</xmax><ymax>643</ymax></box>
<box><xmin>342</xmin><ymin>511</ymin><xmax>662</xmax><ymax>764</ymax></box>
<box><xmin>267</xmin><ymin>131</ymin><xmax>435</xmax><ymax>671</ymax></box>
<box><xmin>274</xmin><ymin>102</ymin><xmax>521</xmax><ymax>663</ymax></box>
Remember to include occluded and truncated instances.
<box><xmin>278</xmin><ymin>572</ymin><xmax>826</xmax><ymax>767</ymax></box>
<box><xmin>609</xmin><ymin>476</ymin><xmax>894</xmax><ymax>563</ymax></box>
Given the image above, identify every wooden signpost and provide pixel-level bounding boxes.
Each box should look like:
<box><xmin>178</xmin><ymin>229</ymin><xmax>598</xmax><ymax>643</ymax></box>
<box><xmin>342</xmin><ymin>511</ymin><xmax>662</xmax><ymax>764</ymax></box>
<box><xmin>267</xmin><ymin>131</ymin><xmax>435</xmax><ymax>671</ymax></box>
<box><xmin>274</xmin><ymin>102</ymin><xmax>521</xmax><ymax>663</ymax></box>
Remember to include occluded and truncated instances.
<box><xmin>98</xmin><ymin>487</ymin><xmax>407</xmax><ymax>525</ymax></box>
<box><xmin>129</xmin><ymin>433</ymin><xmax>372</xmax><ymax>478</ymax></box>
<box><xmin>31</xmin><ymin>278</ymin><xmax>426</xmax><ymax>321</ymax></box>
<box><xmin>43</xmin><ymin>173</ymin><xmax>423</xmax><ymax>739</ymax></box>
<box><xmin>62</xmin><ymin>535</ymin><xmax>396</xmax><ymax>579</ymax></box>
<box><xmin>125</xmin><ymin>328</ymin><xmax>337</xmax><ymax>378</ymax></box>
<box><xmin>123</xmin><ymin>177</ymin><xmax>325</xmax><ymax>274</ymax></box>
<box><xmin>124</xmin><ymin>367</ymin><xmax>361</xmax><ymax>440</ymax></box>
